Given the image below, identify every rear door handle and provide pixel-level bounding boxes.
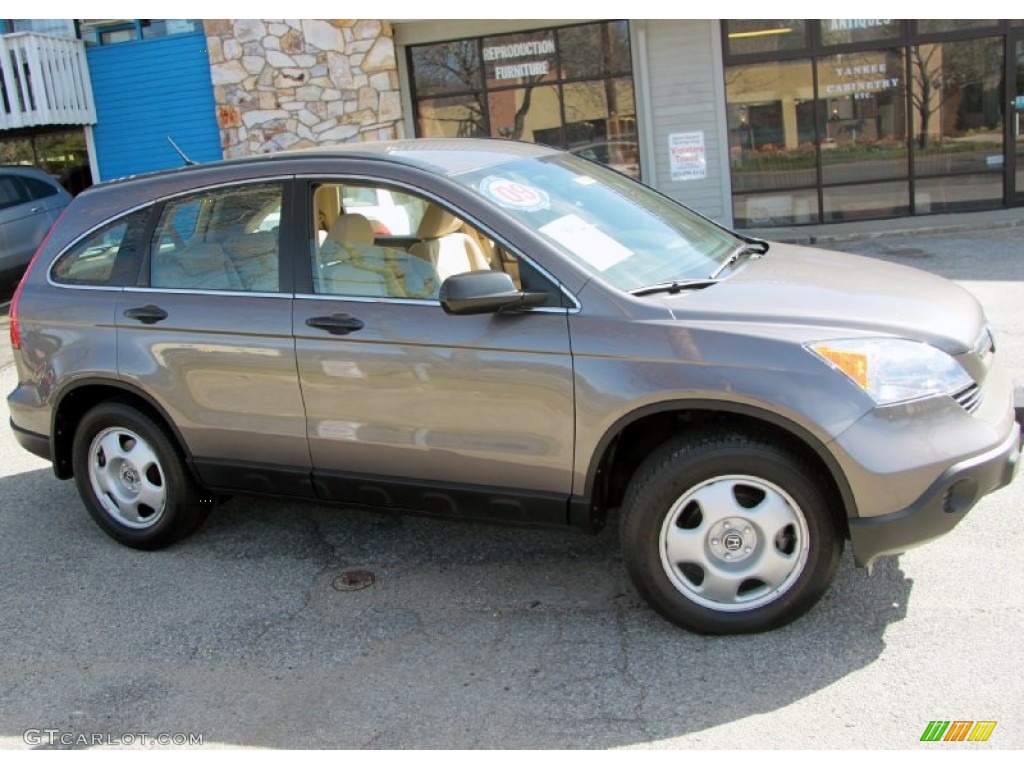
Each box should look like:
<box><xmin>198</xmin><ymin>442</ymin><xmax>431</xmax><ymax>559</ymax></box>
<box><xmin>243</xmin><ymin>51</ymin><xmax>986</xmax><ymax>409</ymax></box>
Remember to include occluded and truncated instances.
<box><xmin>123</xmin><ymin>305</ymin><xmax>168</xmax><ymax>324</ymax></box>
<box><xmin>305</xmin><ymin>313</ymin><xmax>364</xmax><ymax>335</ymax></box>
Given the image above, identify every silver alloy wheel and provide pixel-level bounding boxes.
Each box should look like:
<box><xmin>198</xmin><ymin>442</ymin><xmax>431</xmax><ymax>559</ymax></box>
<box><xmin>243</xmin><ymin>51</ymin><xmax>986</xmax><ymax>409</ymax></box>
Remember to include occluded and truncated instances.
<box><xmin>87</xmin><ymin>427</ymin><xmax>167</xmax><ymax>529</ymax></box>
<box><xmin>658</xmin><ymin>474</ymin><xmax>810</xmax><ymax>612</ymax></box>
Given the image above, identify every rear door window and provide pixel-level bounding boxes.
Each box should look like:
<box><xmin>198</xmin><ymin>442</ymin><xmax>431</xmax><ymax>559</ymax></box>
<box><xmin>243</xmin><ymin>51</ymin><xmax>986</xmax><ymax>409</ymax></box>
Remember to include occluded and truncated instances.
<box><xmin>150</xmin><ymin>182</ymin><xmax>284</xmax><ymax>293</ymax></box>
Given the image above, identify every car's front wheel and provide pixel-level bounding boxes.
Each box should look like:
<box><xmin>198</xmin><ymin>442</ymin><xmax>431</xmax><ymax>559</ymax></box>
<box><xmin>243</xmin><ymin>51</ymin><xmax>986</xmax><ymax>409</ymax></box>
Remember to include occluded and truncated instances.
<box><xmin>620</xmin><ymin>431</ymin><xmax>843</xmax><ymax>634</ymax></box>
<box><xmin>72</xmin><ymin>402</ymin><xmax>210</xmax><ymax>549</ymax></box>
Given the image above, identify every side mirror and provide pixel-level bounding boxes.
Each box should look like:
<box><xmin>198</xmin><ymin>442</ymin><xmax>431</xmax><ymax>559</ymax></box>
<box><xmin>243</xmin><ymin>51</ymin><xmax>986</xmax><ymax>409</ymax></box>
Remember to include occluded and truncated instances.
<box><xmin>439</xmin><ymin>271</ymin><xmax>549</xmax><ymax>316</ymax></box>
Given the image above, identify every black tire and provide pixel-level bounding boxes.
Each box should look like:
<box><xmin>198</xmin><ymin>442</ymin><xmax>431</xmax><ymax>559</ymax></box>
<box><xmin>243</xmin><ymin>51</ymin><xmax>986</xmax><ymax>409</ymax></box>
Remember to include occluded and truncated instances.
<box><xmin>619</xmin><ymin>431</ymin><xmax>843</xmax><ymax>634</ymax></box>
<box><xmin>71</xmin><ymin>402</ymin><xmax>210</xmax><ymax>549</ymax></box>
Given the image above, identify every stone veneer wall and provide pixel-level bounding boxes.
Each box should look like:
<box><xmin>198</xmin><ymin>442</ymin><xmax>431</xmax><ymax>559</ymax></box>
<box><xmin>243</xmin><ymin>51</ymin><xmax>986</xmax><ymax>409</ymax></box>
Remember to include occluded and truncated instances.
<box><xmin>203</xmin><ymin>19</ymin><xmax>404</xmax><ymax>158</ymax></box>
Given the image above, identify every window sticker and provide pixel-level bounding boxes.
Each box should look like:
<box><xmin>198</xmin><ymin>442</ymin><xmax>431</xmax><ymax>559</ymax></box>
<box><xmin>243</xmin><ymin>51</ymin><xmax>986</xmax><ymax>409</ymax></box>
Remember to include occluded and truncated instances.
<box><xmin>572</xmin><ymin>175</ymin><xmax>598</xmax><ymax>186</ymax></box>
<box><xmin>538</xmin><ymin>214</ymin><xmax>632</xmax><ymax>272</ymax></box>
<box><xmin>478</xmin><ymin>176</ymin><xmax>550</xmax><ymax>212</ymax></box>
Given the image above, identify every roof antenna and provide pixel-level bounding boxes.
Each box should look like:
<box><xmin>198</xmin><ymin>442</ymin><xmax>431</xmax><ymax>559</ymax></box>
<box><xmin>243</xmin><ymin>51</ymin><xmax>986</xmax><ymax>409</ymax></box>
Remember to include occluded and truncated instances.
<box><xmin>167</xmin><ymin>136</ymin><xmax>197</xmax><ymax>167</ymax></box>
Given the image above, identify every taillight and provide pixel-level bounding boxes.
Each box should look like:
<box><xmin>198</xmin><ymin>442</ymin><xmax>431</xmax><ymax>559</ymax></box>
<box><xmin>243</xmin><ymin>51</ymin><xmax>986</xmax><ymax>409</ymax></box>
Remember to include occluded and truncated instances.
<box><xmin>10</xmin><ymin>209</ymin><xmax>66</xmax><ymax>350</ymax></box>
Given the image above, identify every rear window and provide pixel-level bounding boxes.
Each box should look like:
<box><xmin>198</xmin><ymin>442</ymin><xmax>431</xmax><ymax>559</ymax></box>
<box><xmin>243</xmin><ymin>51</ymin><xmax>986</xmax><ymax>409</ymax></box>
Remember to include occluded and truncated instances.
<box><xmin>51</xmin><ymin>209</ymin><xmax>150</xmax><ymax>286</ymax></box>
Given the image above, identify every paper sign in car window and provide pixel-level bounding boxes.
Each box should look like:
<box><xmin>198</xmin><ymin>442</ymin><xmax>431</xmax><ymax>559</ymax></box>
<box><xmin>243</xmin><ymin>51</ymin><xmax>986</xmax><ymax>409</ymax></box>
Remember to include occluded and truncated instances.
<box><xmin>539</xmin><ymin>214</ymin><xmax>632</xmax><ymax>272</ymax></box>
<box><xmin>478</xmin><ymin>176</ymin><xmax>550</xmax><ymax>212</ymax></box>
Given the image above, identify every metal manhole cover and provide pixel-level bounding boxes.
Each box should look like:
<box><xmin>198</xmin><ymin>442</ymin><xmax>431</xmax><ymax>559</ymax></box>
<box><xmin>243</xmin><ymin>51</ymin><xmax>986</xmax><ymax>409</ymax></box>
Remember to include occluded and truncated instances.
<box><xmin>333</xmin><ymin>570</ymin><xmax>375</xmax><ymax>591</ymax></box>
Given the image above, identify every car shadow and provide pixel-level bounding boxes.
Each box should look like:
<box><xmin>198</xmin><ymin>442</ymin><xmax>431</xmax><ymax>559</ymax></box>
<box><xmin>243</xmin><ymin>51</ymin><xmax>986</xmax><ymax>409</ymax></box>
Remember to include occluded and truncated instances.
<box><xmin>0</xmin><ymin>468</ymin><xmax>910</xmax><ymax>749</ymax></box>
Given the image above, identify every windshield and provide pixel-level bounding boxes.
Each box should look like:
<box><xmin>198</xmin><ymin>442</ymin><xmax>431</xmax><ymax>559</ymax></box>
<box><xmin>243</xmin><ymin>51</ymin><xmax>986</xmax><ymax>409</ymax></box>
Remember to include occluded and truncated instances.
<box><xmin>449</xmin><ymin>153</ymin><xmax>743</xmax><ymax>292</ymax></box>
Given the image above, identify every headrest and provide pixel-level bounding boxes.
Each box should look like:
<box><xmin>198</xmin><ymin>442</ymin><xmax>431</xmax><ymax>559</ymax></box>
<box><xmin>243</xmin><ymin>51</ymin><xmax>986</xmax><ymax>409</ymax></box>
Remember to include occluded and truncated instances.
<box><xmin>328</xmin><ymin>213</ymin><xmax>374</xmax><ymax>245</ymax></box>
<box><xmin>417</xmin><ymin>204</ymin><xmax>464</xmax><ymax>239</ymax></box>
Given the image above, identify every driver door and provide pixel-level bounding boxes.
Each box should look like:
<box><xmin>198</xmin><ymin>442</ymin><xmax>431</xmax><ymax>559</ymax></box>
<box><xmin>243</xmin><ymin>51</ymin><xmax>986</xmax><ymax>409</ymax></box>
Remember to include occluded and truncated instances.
<box><xmin>292</xmin><ymin>177</ymin><xmax>575</xmax><ymax>524</ymax></box>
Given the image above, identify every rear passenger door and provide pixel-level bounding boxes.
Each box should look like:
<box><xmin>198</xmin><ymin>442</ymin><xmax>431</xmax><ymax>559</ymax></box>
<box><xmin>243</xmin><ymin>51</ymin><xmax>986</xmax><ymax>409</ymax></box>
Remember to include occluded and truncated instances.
<box><xmin>293</xmin><ymin>177</ymin><xmax>576</xmax><ymax>525</ymax></box>
<box><xmin>116</xmin><ymin>179</ymin><xmax>312</xmax><ymax>496</ymax></box>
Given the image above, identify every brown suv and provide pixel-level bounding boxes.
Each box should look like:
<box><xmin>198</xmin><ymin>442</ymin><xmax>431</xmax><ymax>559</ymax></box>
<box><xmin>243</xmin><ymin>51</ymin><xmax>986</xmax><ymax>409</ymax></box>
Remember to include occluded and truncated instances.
<box><xmin>7</xmin><ymin>139</ymin><xmax>1020</xmax><ymax>634</ymax></box>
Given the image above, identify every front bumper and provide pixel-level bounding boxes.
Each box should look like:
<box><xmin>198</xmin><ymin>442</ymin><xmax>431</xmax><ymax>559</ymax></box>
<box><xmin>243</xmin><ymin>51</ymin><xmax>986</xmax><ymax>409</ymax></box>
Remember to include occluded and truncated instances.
<box><xmin>848</xmin><ymin>421</ymin><xmax>1020</xmax><ymax>567</ymax></box>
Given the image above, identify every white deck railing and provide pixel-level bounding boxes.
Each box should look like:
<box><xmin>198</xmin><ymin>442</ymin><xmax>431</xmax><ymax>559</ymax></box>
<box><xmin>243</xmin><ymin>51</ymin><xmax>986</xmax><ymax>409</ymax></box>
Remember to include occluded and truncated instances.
<box><xmin>0</xmin><ymin>32</ymin><xmax>96</xmax><ymax>130</ymax></box>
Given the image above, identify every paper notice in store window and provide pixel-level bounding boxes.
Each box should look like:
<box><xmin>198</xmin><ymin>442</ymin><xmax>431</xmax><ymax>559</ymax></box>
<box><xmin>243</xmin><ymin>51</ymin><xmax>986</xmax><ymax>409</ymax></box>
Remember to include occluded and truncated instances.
<box><xmin>669</xmin><ymin>131</ymin><xmax>706</xmax><ymax>182</ymax></box>
<box><xmin>539</xmin><ymin>214</ymin><xmax>632</xmax><ymax>272</ymax></box>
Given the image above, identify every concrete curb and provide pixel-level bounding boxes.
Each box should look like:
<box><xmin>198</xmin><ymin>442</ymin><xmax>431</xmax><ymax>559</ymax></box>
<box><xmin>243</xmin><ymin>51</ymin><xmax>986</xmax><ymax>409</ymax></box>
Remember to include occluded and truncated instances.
<box><xmin>741</xmin><ymin>213</ymin><xmax>1024</xmax><ymax>247</ymax></box>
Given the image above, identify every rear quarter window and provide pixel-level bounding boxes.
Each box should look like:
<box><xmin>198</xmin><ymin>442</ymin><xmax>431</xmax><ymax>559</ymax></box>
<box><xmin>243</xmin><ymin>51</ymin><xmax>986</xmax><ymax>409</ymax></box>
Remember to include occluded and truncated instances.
<box><xmin>51</xmin><ymin>208</ymin><xmax>151</xmax><ymax>286</ymax></box>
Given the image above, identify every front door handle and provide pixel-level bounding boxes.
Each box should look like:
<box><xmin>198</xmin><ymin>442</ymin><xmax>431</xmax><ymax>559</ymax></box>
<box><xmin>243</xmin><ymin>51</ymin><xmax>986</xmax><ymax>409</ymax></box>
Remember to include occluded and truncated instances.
<box><xmin>306</xmin><ymin>313</ymin><xmax>365</xmax><ymax>335</ymax></box>
<box><xmin>123</xmin><ymin>305</ymin><xmax>168</xmax><ymax>324</ymax></box>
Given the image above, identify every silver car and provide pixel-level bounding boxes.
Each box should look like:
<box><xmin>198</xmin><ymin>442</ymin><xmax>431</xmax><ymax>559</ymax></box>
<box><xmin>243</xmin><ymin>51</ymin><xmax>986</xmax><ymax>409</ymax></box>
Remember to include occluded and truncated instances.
<box><xmin>0</xmin><ymin>165</ymin><xmax>72</xmax><ymax>276</ymax></box>
<box><xmin>7</xmin><ymin>139</ymin><xmax>1020</xmax><ymax>634</ymax></box>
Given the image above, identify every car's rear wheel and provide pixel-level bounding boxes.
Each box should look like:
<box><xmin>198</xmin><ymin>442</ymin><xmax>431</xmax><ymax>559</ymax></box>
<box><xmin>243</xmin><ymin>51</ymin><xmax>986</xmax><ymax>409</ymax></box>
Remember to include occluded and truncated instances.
<box><xmin>620</xmin><ymin>431</ymin><xmax>842</xmax><ymax>634</ymax></box>
<box><xmin>72</xmin><ymin>402</ymin><xmax>209</xmax><ymax>549</ymax></box>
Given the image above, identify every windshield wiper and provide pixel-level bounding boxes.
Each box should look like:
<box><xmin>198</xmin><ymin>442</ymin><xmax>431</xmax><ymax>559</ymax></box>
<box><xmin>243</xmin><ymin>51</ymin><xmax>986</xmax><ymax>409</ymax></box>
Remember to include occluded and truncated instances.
<box><xmin>630</xmin><ymin>278</ymin><xmax>722</xmax><ymax>297</ymax></box>
<box><xmin>709</xmin><ymin>241</ymin><xmax>768</xmax><ymax>280</ymax></box>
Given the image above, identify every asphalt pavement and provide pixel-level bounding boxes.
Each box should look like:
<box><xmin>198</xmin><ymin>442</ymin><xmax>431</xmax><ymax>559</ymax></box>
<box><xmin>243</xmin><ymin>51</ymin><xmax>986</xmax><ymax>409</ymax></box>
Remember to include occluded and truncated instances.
<box><xmin>0</xmin><ymin>214</ymin><xmax>1022</xmax><ymax>749</ymax></box>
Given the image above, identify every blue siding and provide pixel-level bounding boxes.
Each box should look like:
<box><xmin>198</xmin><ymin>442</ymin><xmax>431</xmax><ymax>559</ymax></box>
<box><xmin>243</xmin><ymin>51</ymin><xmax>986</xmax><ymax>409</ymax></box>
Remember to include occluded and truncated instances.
<box><xmin>87</xmin><ymin>32</ymin><xmax>221</xmax><ymax>180</ymax></box>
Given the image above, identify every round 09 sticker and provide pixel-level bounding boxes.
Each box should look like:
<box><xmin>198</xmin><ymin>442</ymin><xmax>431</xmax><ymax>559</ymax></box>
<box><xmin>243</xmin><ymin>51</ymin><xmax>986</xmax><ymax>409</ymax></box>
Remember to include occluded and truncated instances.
<box><xmin>478</xmin><ymin>176</ymin><xmax>550</xmax><ymax>212</ymax></box>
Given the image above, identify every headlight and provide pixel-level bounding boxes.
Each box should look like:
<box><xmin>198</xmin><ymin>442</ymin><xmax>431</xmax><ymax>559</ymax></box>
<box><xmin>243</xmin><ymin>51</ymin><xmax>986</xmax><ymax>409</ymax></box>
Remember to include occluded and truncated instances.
<box><xmin>805</xmin><ymin>338</ymin><xmax>973</xmax><ymax>406</ymax></box>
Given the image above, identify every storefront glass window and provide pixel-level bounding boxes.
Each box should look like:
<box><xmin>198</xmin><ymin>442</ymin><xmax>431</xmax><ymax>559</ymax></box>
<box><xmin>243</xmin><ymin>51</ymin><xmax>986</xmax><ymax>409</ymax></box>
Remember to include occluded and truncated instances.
<box><xmin>820</xmin><ymin>19</ymin><xmax>901</xmax><ymax>47</ymax></box>
<box><xmin>733</xmin><ymin>189</ymin><xmax>820</xmax><ymax>228</ymax></box>
<box><xmin>724</xmin><ymin>21</ymin><xmax>1019</xmax><ymax>226</ymax></box>
<box><xmin>487</xmin><ymin>85</ymin><xmax>562</xmax><ymax>143</ymax></box>
<box><xmin>823</xmin><ymin>181</ymin><xmax>909</xmax><ymax>221</ymax></box>
<box><xmin>725</xmin><ymin>60</ymin><xmax>818</xmax><ymax>195</ymax></box>
<box><xmin>558</xmin><ymin>21</ymin><xmax>632</xmax><ymax>79</ymax></box>
<box><xmin>724</xmin><ymin>20</ymin><xmax>807</xmax><ymax>57</ymax></box>
<box><xmin>410</xmin><ymin>39</ymin><xmax>483</xmax><ymax>96</ymax></box>
<box><xmin>818</xmin><ymin>49</ymin><xmax>908</xmax><ymax>184</ymax></box>
<box><xmin>416</xmin><ymin>94</ymin><xmax>488</xmax><ymax>138</ymax></box>
<box><xmin>910</xmin><ymin>37</ymin><xmax>1004</xmax><ymax>176</ymax></box>
<box><xmin>915</xmin><ymin>174</ymin><xmax>1004</xmax><ymax>212</ymax></box>
<box><xmin>410</xmin><ymin>21</ymin><xmax>640</xmax><ymax>178</ymax></box>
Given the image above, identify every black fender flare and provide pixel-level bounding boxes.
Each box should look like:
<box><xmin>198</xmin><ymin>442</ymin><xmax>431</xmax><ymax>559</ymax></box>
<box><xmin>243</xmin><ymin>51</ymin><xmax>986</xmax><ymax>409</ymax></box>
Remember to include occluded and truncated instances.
<box><xmin>578</xmin><ymin>398</ymin><xmax>858</xmax><ymax>520</ymax></box>
<box><xmin>50</xmin><ymin>376</ymin><xmax>194</xmax><ymax>478</ymax></box>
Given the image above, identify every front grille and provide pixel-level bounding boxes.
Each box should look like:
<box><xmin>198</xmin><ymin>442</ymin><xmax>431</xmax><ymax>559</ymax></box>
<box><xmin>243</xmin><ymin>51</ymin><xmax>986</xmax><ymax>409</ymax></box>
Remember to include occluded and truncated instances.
<box><xmin>953</xmin><ymin>383</ymin><xmax>982</xmax><ymax>414</ymax></box>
